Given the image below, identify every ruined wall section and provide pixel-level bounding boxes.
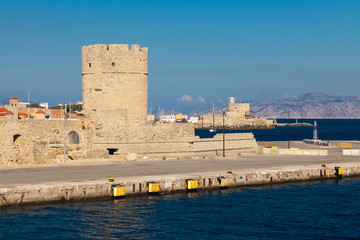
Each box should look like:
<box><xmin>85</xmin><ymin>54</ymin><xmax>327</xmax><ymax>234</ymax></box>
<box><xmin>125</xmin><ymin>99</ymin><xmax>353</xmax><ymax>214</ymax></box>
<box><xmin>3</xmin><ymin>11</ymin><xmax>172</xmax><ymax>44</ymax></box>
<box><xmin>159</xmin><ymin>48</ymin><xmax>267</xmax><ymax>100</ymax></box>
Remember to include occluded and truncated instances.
<box><xmin>82</xmin><ymin>44</ymin><xmax>148</xmax><ymax>133</ymax></box>
<box><xmin>0</xmin><ymin>120</ymin><xmax>88</xmax><ymax>165</ymax></box>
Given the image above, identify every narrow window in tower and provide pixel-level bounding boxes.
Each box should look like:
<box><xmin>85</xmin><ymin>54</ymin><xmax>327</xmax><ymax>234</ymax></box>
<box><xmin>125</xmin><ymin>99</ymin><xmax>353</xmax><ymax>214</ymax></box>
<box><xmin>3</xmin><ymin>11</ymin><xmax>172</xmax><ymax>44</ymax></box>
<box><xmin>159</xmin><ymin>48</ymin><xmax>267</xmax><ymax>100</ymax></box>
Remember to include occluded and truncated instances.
<box><xmin>107</xmin><ymin>46</ymin><xmax>109</xmax><ymax>50</ymax></box>
<box><xmin>112</xmin><ymin>62</ymin><xmax>115</xmax><ymax>67</ymax></box>
<box><xmin>89</xmin><ymin>63</ymin><xmax>92</xmax><ymax>67</ymax></box>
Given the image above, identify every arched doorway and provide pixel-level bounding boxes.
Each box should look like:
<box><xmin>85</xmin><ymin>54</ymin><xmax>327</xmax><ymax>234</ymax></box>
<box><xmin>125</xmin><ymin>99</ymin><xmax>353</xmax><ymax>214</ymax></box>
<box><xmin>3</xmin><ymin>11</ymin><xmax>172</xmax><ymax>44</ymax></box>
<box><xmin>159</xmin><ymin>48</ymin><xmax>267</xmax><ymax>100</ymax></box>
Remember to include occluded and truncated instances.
<box><xmin>68</xmin><ymin>131</ymin><xmax>79</xmax><ymax>144</ymax></box>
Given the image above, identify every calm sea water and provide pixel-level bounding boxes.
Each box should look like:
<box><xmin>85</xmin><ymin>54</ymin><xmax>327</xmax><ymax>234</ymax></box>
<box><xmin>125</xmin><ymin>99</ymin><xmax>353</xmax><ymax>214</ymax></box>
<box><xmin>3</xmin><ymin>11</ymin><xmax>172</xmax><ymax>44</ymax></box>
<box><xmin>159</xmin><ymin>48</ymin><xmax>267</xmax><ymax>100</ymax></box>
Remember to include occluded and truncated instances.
<box><xmin>1</xmin><ymin>178</ymin><xmax>360</xmax><ymax>239</ymax></box>
<box><xmin>196</xmin><ymin>119</ymin><xmax>360</xmax><ymax>141</ymax></box>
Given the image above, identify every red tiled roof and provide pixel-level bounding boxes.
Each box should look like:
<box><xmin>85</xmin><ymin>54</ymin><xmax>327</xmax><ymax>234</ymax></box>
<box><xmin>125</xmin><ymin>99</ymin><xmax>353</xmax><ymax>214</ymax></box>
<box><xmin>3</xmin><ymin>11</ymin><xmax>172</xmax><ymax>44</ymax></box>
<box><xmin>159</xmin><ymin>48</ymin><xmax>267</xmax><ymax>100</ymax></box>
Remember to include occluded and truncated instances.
<box><xmin>36</xmin><ymin>110</ymin><xmax>45</xmax><ymax>114</ymax></box>
<box><xmin>18</xmin><ymin>112</ymin><xmax>31</xmax><ymax>116</ymax></box>
<box><xmin>0</xmin><ymin>111</ymin><xmax>14</xmax><ymax>116</ymax></box>
<box><xmin>0</xmin><ymin>108</ymin><xmax>8</xmax><ymax>112</ymax></box>
<box><xmin>10</xmin><ymin>97</ymin><xmax>18</xmax><ymax>100</ymax></box>
<box><xmin>18</xmin><ymin>112</ymin><xmax>33</xmax><ymax>118</ymax></box>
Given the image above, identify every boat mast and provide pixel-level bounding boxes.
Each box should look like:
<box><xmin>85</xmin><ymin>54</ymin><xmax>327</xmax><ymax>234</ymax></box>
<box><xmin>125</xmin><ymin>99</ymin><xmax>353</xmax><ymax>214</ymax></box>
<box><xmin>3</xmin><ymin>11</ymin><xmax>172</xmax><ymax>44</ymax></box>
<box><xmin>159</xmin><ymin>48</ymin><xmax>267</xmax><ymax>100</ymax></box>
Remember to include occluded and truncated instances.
<box><xmin>212</xmin><ymin>104</ymin><xmax>215</xmax><ymax>128</ymax></box>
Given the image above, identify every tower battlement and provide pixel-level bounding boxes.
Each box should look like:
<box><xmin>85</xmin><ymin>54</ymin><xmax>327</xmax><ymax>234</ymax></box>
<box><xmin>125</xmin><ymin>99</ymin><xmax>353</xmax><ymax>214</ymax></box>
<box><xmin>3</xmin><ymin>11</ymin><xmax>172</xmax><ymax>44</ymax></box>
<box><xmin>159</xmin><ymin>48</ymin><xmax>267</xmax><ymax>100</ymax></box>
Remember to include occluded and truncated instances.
<box><xmin>82</xmin><ymin>44</ymin><xmax>148</xmax><ymax>75</ymax></box>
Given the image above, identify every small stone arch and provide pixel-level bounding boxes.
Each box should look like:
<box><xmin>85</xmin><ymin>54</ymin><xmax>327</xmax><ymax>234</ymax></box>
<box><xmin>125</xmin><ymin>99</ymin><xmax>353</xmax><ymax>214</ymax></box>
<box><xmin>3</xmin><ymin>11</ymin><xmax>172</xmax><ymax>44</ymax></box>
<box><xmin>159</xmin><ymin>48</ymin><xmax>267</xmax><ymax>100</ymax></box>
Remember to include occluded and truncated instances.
<box><xmin>13</xmin><ymin>134</ymin><xmax>21</xmax><ymax>142</ymax></box>
<box><xmin>68</xmin><ymin>131</ymin><xmax>79</xmax><ymax>144</ymax></box>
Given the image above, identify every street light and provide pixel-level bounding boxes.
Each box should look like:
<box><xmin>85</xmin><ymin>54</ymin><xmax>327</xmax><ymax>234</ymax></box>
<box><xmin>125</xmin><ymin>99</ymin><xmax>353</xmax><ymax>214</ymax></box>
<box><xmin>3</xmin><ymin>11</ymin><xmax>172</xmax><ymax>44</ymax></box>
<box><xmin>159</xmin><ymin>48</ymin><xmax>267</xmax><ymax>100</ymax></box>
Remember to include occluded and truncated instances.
<box><xmin>222</xmin><ymin>109</ymin><xmax>226</xmax><ymax>157</ymax></box>
<box><xmin>63</xmin><ymin>104</ymin><xmax>67</xmax><ymax>164</ymax></box>
<box><xmin>287</xmin><ymin>104</ymin><xmax>296</xmax><ymax>149</ymax></box>
<box><xmin>326</xmin><ymin>113</ymin><xmax>331</xmax><ymax>145</ymax></box>
<box><xmin>201</xmin><ymin>114</ymin><xmax>204</xmax><ymax>129</ymax></box>
<box><xmin>300</xmin><ymin>113</ymin><xmax>304</xmax><ymax>141</ymax></box>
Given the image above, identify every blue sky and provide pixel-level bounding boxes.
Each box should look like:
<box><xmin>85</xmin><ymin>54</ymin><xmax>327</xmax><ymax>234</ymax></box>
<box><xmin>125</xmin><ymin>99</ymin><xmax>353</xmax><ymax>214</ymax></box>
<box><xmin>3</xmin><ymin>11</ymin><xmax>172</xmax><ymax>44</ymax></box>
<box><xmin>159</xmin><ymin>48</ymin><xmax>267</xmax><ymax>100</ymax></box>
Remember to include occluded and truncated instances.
<box><xmin>0</xmin><ymin>0</ymin><xmax>359</xmax><ymax>112</ymax></box>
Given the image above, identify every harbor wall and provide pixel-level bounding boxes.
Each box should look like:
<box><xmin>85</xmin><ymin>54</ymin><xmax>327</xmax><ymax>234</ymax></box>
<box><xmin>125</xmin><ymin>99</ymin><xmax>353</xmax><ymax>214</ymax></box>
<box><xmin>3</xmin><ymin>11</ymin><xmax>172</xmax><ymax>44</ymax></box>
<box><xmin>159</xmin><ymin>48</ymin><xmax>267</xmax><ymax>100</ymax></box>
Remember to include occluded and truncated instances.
<box><xmin>1</xmin><ymin>162</ymin><xmax>359</xmax><ymax>207</ymax></box>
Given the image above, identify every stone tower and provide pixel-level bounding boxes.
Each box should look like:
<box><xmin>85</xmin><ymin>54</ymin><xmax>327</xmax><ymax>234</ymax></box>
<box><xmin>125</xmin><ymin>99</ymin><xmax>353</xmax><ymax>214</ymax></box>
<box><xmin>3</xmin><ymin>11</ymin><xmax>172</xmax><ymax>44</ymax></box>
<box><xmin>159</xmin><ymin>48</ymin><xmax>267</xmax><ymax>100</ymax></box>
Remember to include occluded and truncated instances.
<box><xmin>9</xmin><ymin>97</ymin><xmax>19</xmax><ymax>120</ymax></box>
<box><xmin>82</xmin><ymin>44</ymin><xmax>148</xmax><ymax>131</ymax></box>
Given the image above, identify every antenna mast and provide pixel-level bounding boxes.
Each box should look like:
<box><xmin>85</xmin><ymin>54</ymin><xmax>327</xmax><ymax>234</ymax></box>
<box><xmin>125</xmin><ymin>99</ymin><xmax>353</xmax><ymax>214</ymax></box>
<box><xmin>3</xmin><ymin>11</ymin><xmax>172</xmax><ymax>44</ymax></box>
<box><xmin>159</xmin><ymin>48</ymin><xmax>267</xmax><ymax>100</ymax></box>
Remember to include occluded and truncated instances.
<box><xmin>27</xmin><ymin>88</ymin><xmax>30</xmax><ymax>120</ymax></box>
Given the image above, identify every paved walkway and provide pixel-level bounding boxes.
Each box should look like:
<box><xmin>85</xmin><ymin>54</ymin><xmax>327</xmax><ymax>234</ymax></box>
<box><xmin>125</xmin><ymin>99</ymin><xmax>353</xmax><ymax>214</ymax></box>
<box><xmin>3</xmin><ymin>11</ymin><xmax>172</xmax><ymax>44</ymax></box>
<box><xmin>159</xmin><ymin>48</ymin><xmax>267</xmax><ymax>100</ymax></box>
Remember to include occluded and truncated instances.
<box><xmin>1</xmin><ymin>141</ymin><xmax>359</xmax><ymax>186</ymax></box>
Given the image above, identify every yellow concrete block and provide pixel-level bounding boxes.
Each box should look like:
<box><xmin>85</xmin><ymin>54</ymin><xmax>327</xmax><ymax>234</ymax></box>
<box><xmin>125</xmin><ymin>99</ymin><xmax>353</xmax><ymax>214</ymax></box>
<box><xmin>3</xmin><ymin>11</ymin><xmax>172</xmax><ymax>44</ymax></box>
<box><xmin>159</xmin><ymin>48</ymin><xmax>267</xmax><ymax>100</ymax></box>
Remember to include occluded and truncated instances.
<box><xmin>339</xmin><ymin>143</ymin><xmax>352</xmax><ymax>149</ymax></box>
<box><xmin>269</xmin><ymin>146</ymin><xmax>278</xmax><ymax>149</ymax></box>
<box><xmin>220</xmin><ymin>178</ymin><xmax>228</xmax><ymax>188</ymax></box>
<box><xmin>112</xmin><ymin>186</ymin><xmax>125</xmax><ymax>197</ymax></box>
<box><xmin>187</xmin><ymin>180</ymin><xmax>198</xmax><ymax>190</ymax></box>
<box><xmin>148</xmin><ymin>183</ymin><xmax>160</xmax><ymax>193</ymax></box>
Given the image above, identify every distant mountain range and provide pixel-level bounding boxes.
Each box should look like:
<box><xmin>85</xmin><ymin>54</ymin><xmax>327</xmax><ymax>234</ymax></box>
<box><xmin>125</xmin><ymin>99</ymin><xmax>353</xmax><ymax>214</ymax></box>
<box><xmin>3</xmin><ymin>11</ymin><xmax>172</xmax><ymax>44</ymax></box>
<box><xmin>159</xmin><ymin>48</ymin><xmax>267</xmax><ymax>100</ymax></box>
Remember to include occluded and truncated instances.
<box><xmin>250</xmin><ymin>92</ymin><xmax>360</xmax><ymax>119</ymax></box>
<box><xmin>187</xmin><ymin>92</ymin><xmax>360</xmax><ymax>119</ymax></box>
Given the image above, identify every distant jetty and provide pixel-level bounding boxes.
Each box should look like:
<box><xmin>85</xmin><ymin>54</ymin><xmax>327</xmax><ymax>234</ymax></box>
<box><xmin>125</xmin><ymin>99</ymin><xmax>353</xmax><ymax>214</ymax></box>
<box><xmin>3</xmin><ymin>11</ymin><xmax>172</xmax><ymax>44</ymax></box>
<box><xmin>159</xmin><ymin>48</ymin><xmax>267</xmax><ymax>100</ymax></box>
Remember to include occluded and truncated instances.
<box><xmin>197</xmin><ymin>124</ymin><xmax>275</xmax><ymax>130</ymax></box>
<box><xmin>276</xmin><ymin>122</ymin><xmax>314</xmax><ymax>127</ymax></box>
<box><xmin>196</xmin><ymin>122</ymin><xmax>313</xmax><ymax>130</ymax></box>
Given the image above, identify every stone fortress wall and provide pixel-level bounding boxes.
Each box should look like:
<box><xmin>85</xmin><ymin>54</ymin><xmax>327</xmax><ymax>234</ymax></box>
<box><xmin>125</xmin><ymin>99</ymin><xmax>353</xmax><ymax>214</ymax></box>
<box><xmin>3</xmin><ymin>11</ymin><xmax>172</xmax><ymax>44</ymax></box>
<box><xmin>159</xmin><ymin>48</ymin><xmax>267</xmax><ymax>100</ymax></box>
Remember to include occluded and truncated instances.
<box><xmin>227</xmin><ymin>102</ymin><xmax>250</xmax><ymax>119</ymax></box>
<box><xmin>0</xmin><ymin>44</ymin><xmax>258</xmax><ymax>165</ymax></box>
<box><xmin>198</xmin><ymin>97</ymin><xmax>275</xmax><ymax>129</ymax></box>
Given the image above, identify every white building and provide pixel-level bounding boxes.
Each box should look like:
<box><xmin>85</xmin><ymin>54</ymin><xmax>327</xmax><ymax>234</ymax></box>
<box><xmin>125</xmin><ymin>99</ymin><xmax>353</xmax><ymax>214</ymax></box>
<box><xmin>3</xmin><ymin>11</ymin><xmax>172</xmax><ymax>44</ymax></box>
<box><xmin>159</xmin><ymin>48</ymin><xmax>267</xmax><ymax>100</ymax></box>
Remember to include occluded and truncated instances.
<box><xmin>188</xmin><ymin>116</ymin><xmax>199</xmax><ymax>124</ymax></box>
<box><xmin>19</xmin><ymin>102</ymin><xmax>30</xmax><ymax>107</ymax></box>
<box><xmin>159</xmin><ymin>115</ymin><xmax>176</xmax><ymax>123</ymax></box>
<box><xmin>39</xmin><ymin>102</ymin><xmax>48</xmax><ymax>108</ymax></box>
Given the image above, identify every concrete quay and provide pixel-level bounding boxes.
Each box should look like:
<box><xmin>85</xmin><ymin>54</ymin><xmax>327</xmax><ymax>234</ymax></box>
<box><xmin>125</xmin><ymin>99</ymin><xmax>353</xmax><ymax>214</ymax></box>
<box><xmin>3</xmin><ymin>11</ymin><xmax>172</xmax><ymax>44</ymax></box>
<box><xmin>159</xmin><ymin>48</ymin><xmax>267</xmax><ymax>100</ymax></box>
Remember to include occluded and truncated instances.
<box><xmin>1</xmin><ymin>141</ymin><xmax>359</xmax><ymax>207</ymax></box>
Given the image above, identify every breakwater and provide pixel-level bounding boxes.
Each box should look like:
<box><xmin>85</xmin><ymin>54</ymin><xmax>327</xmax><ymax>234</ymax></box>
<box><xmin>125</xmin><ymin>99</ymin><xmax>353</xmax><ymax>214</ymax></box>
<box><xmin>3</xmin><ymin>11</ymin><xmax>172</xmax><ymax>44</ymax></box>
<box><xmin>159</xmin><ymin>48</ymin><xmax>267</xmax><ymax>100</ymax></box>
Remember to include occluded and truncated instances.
<box><xmin>196</xmin><ymin>119</ymin><xmax>360</xmax><ymax>141</ymax></box>
<box><xmin>1</xmin><ymin>162</ymin><xmax>360</xmax><ymax>207</ymax></box>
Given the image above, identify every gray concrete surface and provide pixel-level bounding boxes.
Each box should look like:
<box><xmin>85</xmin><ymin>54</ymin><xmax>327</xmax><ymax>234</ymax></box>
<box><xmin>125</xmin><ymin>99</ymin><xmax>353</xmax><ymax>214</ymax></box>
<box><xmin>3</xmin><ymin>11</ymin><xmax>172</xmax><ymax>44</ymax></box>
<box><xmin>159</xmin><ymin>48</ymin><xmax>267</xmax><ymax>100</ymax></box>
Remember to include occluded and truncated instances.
<box><xmin>1</xmin><ymin>141</ymin><xmax>359</xmax><ymax>186</ymax></box>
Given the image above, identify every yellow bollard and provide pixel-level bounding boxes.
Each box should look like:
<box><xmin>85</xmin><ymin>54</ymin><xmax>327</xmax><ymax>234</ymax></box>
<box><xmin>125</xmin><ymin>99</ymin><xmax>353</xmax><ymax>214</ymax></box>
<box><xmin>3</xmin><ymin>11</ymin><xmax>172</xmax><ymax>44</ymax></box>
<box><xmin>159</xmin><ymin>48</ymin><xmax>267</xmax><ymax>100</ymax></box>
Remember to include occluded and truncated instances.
<box><xmin>220</xmin><ymin>178</ymin><xmax>228</xmax><ymax>189</ymax></box>
<box><xmin>186</xmin><ymin>180</ymin><xmax>198</xmax><ymax>192</ymax></box>
<box><xmin>335</xmin><ymin>167</ymin><xmax>345</xmax><ymax>179</ymax></box>
<box><xmin>112</xmin><ymin>185</ymin><xmax>125</xmax><ymax>198</ymax></box>
<box><xmin>147</xmin><ymin>182</ymin><xmax>160</xmax><ymax>195</ymax></box>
